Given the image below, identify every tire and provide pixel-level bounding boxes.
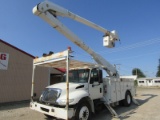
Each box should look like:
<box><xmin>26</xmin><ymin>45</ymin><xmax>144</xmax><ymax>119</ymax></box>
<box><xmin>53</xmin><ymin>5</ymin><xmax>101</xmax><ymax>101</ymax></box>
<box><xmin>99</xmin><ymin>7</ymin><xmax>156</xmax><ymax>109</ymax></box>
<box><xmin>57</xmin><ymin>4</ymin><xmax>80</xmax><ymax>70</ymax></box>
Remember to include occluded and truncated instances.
<box><xmin>119</xmin><ymin>100</ymin><xmax>124</xmax><ymax>106</ymax></box>
<box><xmin>44</xmin><ymin>114</ymin><xmax>55</xmax><ymax>119</ymax></box>
<box><xmin>75</xmin><ymin>102</ymin><xmax>91</xmax><ymax>120</ymax></box>
<box><xmin>123</xmin><ymin>91</ymin><xmax>132</xmax><ymax>107</ymax></box>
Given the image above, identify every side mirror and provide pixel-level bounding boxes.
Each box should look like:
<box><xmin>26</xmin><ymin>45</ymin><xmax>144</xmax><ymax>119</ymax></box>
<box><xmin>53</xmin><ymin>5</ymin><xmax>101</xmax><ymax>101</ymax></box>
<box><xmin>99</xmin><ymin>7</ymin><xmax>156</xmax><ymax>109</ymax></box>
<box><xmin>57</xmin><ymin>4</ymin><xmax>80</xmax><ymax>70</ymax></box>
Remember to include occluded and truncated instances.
<box><xmin>33</xmin><ymin>93</ymin><xmax>37</xmax><ymax>97</ymax></box>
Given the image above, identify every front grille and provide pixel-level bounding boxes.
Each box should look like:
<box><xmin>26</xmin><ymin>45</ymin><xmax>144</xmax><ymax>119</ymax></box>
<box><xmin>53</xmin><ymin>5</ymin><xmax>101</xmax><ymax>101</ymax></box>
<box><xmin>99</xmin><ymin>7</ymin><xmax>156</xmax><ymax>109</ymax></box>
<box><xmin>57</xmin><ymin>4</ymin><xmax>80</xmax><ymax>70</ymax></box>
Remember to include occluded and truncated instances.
<box><xmin>40</xmin><ymin>88</ymin><xmax>61</xmax><ymax>104</ymax></box>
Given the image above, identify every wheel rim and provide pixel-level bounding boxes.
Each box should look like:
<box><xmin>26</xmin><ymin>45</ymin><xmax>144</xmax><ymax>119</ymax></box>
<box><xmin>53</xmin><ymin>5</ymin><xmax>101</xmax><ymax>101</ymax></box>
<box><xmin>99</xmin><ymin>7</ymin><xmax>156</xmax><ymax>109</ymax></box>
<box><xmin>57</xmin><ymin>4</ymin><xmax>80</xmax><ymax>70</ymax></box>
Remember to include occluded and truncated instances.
<box><xmin>79</xmin><ymin>106</ymin><xmax>89</xmax><ymax>120</ymax></box>
<box><xmin>127</xmin><ymin>94</ymin><xmax>131</xmax><ymax>104</ymax></box>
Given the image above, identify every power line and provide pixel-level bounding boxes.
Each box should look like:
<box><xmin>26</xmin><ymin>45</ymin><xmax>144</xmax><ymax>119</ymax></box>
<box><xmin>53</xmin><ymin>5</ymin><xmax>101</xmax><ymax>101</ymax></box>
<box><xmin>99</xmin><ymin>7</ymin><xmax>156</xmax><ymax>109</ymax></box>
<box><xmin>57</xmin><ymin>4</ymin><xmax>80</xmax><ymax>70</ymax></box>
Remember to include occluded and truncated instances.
<box><xmin>98</xmin><ymin>38</ymin><xmax>160</xmax><ymax>54</ymax></box>
<box><xmin>70</xmin><ymin>37</ymin><xmax>160</xmax><ymax>64</ymax></box>
<box><xmin>111</xmin><ymin>51</ymin><xmax>160</xmax><ymax>61</ymax></box>
<box><xmin>73</xmin><ymin>49</ymin><xmax>160</xmax><ymax>64</ymax></box>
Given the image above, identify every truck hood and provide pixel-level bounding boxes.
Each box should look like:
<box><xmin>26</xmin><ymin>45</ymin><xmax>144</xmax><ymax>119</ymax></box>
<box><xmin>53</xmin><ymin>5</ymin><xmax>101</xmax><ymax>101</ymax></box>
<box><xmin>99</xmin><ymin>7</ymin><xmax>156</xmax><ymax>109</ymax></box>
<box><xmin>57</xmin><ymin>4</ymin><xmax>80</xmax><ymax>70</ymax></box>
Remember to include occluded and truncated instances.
<box><xmin>42</xmin><ymin>82</ymin><xmax>89</xmax><ymax>105</ymax></box>
<box><xmin>47</xmin><ymin>82</ymin><xmax>86</xmax><ymax>91</ymax></box>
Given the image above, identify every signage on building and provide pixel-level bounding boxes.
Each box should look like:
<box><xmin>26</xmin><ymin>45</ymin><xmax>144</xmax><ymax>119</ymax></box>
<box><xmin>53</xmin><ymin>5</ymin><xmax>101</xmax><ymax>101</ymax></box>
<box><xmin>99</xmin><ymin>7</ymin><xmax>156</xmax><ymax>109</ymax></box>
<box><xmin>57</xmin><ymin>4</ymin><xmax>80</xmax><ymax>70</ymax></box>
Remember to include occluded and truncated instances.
<box><xmin>0</xmin><ymin>53</ymin><xmax>9</xmax><ymax>70</ymax></box>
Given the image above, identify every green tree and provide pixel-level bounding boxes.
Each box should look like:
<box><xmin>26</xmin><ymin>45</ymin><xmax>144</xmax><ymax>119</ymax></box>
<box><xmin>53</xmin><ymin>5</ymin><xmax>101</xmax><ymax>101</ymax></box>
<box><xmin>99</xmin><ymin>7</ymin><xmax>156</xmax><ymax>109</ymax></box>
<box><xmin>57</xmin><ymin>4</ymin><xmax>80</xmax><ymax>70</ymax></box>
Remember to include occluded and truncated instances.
<box><xmin>132</xmin><ymin>68</ymin><xmax>146</xmax><ymax>78</ymax></box>
<box><xmin>156</xmin><ymin>65</ymin><xmax>160</xmax><ymax>77</ymax></box>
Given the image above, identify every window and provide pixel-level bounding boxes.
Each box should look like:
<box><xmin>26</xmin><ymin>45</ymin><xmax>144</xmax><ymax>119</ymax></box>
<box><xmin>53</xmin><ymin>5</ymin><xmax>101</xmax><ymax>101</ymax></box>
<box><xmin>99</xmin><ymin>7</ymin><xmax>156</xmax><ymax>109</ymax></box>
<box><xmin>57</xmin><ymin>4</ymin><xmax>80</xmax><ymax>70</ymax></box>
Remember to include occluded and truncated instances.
<box><xmin>91</xmin><ymin>69</ymin><xmax>99</xmax><ymax>82</ymax></box>
<box><xmin>89</xmin><ymin>69</ymin><xmax>103</xmax><ymax>84</ymax></box>
<box><xmin>62</xmin><ymin>69</ymin><xmax>89</xmax><ymax>83</ymax></box>
<box><xmin>155</xmin><ymin>80</ymin><xmax>160</xmax><ymax>83</ymax></box>
<box><xmin>139</xmin><ymin>81</ymin><xmax>144</xmax><ymax>83</ymax></box>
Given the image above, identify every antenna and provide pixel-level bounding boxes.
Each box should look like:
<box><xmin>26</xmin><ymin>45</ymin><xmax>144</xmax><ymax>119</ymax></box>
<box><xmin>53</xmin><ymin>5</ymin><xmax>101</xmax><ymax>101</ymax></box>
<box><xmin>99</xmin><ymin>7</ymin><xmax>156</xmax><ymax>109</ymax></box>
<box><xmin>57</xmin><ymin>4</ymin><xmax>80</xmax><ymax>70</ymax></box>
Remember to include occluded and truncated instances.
<box><xmin>159</xmin><ymin>58</ymin><xmax>160</xmax><ymax>67</ymax></box>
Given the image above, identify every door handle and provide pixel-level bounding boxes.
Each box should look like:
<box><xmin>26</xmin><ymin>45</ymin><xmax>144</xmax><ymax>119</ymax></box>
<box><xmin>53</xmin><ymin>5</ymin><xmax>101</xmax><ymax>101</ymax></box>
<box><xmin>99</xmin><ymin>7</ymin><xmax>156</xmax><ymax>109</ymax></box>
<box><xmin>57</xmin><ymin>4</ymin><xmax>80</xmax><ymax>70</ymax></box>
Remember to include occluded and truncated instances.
<box><xmin>100</xmin><ymin>88</ymin><xmax>102</xmax><ymax>93</ymax></box>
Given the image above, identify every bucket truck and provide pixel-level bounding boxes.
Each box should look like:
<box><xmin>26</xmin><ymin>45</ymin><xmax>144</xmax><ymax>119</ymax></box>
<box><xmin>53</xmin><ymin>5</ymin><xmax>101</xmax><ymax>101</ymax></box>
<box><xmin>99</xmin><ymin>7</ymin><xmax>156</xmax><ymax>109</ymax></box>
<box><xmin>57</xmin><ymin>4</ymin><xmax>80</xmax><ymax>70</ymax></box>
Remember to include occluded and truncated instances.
<box><xmin>30</xmin><ymin>1</ymin><xmax>138</xmax><ymax>120</ymax></box>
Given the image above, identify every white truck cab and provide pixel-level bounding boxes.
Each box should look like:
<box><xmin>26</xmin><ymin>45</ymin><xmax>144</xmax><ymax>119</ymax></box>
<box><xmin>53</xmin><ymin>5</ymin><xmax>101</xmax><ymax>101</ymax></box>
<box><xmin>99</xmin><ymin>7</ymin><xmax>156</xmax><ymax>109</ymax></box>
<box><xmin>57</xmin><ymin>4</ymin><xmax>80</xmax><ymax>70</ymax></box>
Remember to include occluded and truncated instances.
<box><xmin>39</xmin><ymin>67</ymin><xmax>103</xmax><ymax>106</ymax></box>
<box><xmin>31</xmin><ymin>65</ymin><xmax>136</xmax><ymax>120</ymax></box>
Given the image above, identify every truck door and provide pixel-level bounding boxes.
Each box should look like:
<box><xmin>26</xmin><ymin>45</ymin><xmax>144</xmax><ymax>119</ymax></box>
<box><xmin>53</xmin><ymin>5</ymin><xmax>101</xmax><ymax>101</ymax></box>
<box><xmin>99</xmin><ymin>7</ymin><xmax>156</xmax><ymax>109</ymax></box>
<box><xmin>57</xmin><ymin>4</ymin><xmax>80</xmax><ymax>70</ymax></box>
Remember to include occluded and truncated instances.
<box><xmin>89</xmin><ymin>69</ymin><xmax>103</xmax><ymax>99</ymax></box>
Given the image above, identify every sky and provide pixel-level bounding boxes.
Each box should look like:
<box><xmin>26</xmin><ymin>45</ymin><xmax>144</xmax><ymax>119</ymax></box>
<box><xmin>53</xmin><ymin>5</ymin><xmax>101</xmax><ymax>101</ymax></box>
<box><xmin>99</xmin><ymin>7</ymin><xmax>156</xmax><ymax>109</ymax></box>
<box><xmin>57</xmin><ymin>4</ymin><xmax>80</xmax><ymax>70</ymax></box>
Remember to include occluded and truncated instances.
<box><xmin>0</xmin><ymin>0</ymin><xmax>160</xmax><ymax>77</ymax></box>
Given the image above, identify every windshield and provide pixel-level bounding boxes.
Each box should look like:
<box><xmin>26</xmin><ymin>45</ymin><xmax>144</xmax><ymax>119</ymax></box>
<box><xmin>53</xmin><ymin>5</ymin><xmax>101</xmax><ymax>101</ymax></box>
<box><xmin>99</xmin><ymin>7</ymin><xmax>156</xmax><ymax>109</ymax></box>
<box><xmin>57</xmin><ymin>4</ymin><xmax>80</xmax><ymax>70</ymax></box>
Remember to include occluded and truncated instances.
<box><xmin>62</xmin><ymin>69</ymin><xmax>90</xmax><ymax>83</ymax></box>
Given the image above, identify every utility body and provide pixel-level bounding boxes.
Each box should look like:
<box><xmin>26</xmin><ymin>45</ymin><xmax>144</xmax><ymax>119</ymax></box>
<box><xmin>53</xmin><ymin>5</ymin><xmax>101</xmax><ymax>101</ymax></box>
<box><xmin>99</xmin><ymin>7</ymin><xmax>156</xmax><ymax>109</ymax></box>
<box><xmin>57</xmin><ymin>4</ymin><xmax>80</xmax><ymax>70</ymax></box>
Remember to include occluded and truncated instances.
<box><xmin>30</xmin><ymin>1</ymin><xmax>137</xmax><ymax>120</ymax></box>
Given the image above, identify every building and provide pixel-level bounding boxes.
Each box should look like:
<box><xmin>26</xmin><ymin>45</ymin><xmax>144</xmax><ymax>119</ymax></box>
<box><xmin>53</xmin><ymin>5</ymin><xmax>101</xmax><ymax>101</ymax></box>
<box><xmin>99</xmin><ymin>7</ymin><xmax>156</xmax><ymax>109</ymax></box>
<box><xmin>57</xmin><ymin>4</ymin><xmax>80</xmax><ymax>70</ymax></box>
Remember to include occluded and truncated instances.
<box><xmin>120</xmin><ymin>75</ymin><xmax>137</xmax><ymax>80</ymax></box>
<box><xmin>137</xmin><ymin>77</ymin><xmax>160</xmax><ymax>87</ymax></box>
<box><xmin>33</xmin><ymin>66</ymin><xmax>65</xmax><ymax>99</ymax></box>
<box><xmin>0</xmin><ymin>39</ymin><xmax>64</xmax><ymax>103</ymax></box>
<box><xmin>0</xmin><ymin>39</ymin><xmax>35</xmax><ymax>103</ymax></box>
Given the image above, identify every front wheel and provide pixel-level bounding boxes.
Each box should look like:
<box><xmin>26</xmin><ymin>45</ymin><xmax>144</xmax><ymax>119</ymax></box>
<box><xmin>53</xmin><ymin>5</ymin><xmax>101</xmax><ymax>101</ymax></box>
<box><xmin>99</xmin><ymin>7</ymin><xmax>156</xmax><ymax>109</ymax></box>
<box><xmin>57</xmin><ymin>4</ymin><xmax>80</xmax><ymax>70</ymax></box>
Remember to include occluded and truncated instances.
<box><xmin>44</xmin><ymin>114</ymin><xmax>54</xmax><ymax>119</ymax></box>
<box><xmin>123</xmin><ymin>91</ymin><xmax>132</xmax><ymax>107</ymax></box>
<box><xmin>75</xmin><ymin>102</ymin><xmax>91</xmax><ymax>120</ymax></box>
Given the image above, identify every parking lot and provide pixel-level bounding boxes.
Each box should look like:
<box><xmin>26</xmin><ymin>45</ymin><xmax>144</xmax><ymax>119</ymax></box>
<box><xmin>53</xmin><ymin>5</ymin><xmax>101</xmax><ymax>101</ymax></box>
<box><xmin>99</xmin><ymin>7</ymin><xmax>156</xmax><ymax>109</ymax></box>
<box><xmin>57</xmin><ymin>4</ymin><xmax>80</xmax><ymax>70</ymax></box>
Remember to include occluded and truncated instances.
<box><xmin>0</xmin><ymin>87</ymin><xmax>160</xmax><ymax>120</ymax></box>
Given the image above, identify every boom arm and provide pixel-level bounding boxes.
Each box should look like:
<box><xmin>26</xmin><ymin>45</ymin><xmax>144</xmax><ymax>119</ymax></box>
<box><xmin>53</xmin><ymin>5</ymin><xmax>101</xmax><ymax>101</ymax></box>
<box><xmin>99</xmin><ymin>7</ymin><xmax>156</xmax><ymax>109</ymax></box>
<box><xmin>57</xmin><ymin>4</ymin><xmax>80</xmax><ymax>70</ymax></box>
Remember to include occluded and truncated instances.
<box><xmin>33</xmin><ymin>1</ymin><xmax>119</xmax><ymax>76</ymax></box>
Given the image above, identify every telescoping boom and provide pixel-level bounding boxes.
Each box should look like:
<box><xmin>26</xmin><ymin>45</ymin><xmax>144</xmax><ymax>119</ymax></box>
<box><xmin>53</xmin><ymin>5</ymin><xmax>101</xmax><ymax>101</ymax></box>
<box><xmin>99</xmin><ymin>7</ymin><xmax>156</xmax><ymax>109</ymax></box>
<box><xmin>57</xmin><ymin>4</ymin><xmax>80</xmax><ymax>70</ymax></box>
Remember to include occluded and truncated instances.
<box><xmin>33</xmin><ymin>1</ymin><xmax>119</xmax><ymax>76</ymax></box>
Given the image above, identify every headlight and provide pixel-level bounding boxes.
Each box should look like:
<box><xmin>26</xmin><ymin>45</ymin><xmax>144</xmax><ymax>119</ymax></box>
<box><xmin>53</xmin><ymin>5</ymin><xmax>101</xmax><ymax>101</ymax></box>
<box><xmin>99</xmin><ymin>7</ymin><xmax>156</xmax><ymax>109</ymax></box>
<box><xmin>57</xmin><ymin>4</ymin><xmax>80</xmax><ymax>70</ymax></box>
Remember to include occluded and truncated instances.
<box><xmin>58</xmin><ymin>99</ymin><xmax>74</xmax><ymax>105</ymax></box>
<box><xmin>39</xmin><ymin>88</ymin><xmax>62</xmax><ymax>104</ymax></box>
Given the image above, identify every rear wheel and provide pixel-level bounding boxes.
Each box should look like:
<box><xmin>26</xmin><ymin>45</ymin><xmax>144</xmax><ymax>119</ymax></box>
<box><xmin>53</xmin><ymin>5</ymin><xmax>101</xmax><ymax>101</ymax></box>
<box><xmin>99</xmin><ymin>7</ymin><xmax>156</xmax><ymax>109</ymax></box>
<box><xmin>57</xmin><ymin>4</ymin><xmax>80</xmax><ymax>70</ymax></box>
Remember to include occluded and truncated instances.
<box><xmin>123</xmin><ymin>91</ymin><xmax>132</xmax><ymax>107</ymax></box>
<box><xmin>75</xmin><ymin>102</ymin><xmax>91</xmax><ymax>120</ymax></box>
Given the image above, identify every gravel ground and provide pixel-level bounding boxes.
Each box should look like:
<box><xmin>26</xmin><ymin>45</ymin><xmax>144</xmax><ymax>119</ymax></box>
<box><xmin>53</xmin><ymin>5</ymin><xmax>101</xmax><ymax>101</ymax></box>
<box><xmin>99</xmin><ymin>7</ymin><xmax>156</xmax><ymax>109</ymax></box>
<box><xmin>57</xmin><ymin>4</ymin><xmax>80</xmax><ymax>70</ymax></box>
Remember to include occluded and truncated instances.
<box><xmin>0</xmin><ymin>87</ymin><xmax>160</xmax><ymax>120</ymax></box>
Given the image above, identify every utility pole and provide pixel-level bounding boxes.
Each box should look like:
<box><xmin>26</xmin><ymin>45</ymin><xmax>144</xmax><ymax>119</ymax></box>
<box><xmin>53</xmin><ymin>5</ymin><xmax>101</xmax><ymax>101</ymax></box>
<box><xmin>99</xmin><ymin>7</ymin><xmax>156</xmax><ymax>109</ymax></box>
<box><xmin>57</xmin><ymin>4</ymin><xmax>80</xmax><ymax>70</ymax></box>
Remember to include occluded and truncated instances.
<box><xmin>136</xmin><ymin>68</ymin><xmax>137</xmax><ymax>77</ymax></box>
<box><xmin>114</xmin><ymin>64</ymin><xmax>121</xmax><ymax>75</ymax></box>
